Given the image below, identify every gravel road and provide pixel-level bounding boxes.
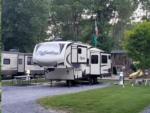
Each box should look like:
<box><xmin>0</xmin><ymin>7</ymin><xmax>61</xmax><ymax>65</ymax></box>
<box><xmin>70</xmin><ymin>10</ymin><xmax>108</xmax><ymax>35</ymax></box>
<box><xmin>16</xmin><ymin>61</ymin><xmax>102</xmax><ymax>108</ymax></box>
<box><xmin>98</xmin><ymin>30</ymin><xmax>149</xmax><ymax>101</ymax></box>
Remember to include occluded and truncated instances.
<box><xmin>142</xmin><ymin>106</ymin><xmax>150</xmax><ymax>113</ymax></box>
<box><xmin>2</xmin><ymin>83</ymin><xmax>110</xmax><ymax>113</ymax></box>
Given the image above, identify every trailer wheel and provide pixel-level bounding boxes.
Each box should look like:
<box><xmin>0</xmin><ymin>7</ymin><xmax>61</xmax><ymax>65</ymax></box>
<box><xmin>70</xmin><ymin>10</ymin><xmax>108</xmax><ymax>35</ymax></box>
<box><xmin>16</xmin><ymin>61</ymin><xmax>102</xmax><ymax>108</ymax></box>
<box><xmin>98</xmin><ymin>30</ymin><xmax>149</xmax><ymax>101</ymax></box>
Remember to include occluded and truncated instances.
<box><xmin>66</xmin><ymin>80</ymin><xmax>74</xmax><ymax>87</ymax></box>
<box><xmin>93</xmin><ymin>77</ymin><xmax>98</xmax><ymax>84</ymax></box>
<box><xmin>89</xmin><ymin>77</ymin><xmax>94</xmax><ymax>85</ymax></box>
<box><xmin>89</xmin><ymin>76</ymin><xmax>98</xmax><ymax>85</ymax></box>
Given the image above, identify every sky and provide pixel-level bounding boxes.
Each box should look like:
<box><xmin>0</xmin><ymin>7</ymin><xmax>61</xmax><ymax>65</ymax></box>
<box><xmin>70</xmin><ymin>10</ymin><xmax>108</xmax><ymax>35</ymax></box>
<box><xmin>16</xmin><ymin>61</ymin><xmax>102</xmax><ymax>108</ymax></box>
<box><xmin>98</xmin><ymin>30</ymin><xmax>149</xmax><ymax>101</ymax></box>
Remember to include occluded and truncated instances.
<box><xmin>131</xmin><ymin>3</ymin><xmax>148</xmax><ymax>22</ymax></box>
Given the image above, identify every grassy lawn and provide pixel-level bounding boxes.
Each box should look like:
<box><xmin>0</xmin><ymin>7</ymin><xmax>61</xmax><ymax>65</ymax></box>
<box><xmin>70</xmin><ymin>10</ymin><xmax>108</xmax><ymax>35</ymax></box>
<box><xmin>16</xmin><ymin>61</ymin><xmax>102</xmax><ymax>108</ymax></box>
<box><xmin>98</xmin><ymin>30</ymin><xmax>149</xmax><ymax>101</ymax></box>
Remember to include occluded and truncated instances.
<box><xmin>2</xmin><ymin>80</ymin><xmax>14</xmax><ymax>86</ymax></box>
<box><xmin>38</xmin><ymin>85</ymin><xmax>150</xmax><ymax>113</ymax></box>
<box><xmin>2</xmin><ymin>78</ymin><xmax>48</xmax><ymax>86</ymax></box>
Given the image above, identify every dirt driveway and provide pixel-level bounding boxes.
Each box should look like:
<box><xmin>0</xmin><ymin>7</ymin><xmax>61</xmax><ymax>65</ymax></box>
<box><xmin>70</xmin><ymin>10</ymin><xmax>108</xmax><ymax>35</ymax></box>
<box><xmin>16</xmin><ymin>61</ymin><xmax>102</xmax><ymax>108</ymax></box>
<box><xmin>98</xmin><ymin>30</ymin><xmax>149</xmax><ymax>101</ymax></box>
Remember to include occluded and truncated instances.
<box><xmin>2</xmin><ymin>83</ymin><xmax>110</xmax><ymax>113</ymax></box>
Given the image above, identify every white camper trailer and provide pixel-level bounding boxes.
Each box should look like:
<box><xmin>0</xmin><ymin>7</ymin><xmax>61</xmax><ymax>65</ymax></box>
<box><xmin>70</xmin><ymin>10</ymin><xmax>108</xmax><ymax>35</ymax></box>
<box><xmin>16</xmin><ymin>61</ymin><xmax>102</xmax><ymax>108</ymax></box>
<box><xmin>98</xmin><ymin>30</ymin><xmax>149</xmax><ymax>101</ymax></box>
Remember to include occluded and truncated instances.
<box><xmin>1</xmin><ymin>51</ymin><xmax>44</xmax><ymax>79</ymax></box>
<box><xmin>1</xmin><ymin>51</ymin><xmax>18</xmax><ymax>78</ymax></box>
<box><xmin>33</xmin><ymin>41</ymin><xmax>111</xmax><ymax>84</ymax></box>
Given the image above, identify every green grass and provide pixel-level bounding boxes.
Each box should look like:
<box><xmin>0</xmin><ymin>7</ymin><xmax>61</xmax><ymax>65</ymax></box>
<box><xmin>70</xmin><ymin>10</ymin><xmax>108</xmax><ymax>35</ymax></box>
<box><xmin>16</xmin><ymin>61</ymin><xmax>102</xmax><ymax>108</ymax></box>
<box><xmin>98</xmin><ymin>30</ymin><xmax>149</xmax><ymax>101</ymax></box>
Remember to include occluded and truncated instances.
<box><xmin>38</xmin><ymin>85</ymin><xmax>150</xmax><ymax>113</ymax></box>
<box><xmin>2</xmin><ymin>81</ymin><xmax>14</xmax><ymax>86</ymax></box>
<box><xmin>2</xmin><ymin>78</ymin><xmax>48</xmax><ymax>86</ymax></box>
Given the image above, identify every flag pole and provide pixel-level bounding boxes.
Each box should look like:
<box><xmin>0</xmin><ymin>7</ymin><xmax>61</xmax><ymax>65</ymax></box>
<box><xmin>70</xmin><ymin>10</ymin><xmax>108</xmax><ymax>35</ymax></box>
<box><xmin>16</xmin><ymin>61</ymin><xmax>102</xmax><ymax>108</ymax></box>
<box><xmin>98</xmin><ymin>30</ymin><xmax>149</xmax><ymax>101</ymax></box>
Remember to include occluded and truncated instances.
<box><xmin>92</xmin><ymin>19</ymin><xmax>98</xmax><ymax>47</ymax></box>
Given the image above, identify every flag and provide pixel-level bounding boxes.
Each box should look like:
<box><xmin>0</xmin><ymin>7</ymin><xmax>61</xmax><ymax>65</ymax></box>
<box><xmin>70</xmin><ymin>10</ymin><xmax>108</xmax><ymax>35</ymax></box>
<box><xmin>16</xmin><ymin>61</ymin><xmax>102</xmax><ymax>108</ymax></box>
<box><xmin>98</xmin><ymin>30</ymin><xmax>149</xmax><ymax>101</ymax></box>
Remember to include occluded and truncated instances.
<box><xmin>92</xmin><ymin>34</ymin><xmax>97</xmax><ymax>47</ymax></box>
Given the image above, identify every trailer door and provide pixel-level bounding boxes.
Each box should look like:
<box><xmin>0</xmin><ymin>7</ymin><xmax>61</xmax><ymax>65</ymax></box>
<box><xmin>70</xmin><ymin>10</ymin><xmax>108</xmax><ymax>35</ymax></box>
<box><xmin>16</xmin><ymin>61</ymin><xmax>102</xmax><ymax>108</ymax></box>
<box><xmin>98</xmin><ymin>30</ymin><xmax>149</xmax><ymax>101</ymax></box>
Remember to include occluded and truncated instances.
<box><xmin>18</xmin><ymin>54</ymin><xmax>25</xmax><ymax>73</ymax></box>
<box><xmin>90</xmin><ymin>52</ymin><xmax>100</xmax><ymax>75</ymax></box>
<box><xmin>100</xmin><ymin>53</ymin><xmax>111</xmax><ymax>74</ymax></box>
<box><xmin>71</xmin><ymin>45</ymin><xmax>78</xmax><ymax>63</ymax></box>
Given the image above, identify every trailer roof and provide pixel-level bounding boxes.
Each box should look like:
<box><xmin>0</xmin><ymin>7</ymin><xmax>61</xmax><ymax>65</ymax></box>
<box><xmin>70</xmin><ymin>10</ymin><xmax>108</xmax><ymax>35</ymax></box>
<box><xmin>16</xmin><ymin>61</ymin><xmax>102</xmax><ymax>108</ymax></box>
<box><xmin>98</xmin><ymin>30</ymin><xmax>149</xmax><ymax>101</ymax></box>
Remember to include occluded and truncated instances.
<box><xmin>111</xmin><ymin>50</ymin><xmax>127</xmax><ymax>54</ymax></box>
<box><xmin>2</xmin><ymin>51</ymin><xmax>20</xmax><ymax>54</ymax></box>
<box><xmin>39</xmin><ymin>41</ymin><xmax>72</xmax><ymax>44</ymax></box>
<box><xmin>2</xmin><ymin>51</ymin><xmax>32</xmax><ymax>56</ymax></box>
<box><xmin>90</xmin><ymin>47</ymin><xmax>104</xmax><ymax>52</ymax></box>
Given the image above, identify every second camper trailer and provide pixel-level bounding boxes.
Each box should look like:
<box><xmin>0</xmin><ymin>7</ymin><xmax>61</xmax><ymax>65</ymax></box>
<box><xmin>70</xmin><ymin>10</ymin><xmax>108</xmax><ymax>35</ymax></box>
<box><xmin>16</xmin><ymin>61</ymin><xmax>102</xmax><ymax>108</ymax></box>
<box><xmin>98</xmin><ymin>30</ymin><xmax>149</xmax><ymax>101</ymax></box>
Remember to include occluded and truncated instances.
<box><xmin>1</xmin><ymin>51</ymin><xmax>44</xmax><ymax>79</ymax></box>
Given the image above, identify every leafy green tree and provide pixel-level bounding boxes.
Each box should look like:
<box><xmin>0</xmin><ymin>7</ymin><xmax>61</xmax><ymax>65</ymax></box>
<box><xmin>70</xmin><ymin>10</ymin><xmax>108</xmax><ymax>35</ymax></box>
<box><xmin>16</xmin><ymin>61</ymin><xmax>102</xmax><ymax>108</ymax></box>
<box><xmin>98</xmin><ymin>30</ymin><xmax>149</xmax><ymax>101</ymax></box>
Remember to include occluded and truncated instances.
<box><xmin>123</xmin><ymin>21</ymin><xmax>150</xmax><ymax>70</ymax></box>
<box><xmin>97</xmin><ymin>35</ymin><xmax>114</xmax><ymax>52</ymax></box>
<box><xmin>0</xmin><ymin>0</ymin><xmax>1</xmax><ymax>44</ymax></box>
<box><xmin>48</xmin><ymin>0</ymin><xmax>89</xmax><ymax>41</ymax></box>
<box><xmin>0</xmin><ymin>0</ymin><xmax>1</xmax><ymax>79</ymax></box>
<box><xmin>2</xmin><ymin>0</ymin><xmax>49</xmax><ymax>52</ymax></box>
<box><xmin>48</xmin><ymin>0</ymin><xmax>116</xmax><ymax>51</ymax></box>
<box><xmin>112</xmin><ymin>0</ymin><xmax>138</xmax><ymax>49</ymax></box>
<box><xmin>48</xmin><ymin>0</ymin><xmax>139</xmax><ymax>52</ymax></box>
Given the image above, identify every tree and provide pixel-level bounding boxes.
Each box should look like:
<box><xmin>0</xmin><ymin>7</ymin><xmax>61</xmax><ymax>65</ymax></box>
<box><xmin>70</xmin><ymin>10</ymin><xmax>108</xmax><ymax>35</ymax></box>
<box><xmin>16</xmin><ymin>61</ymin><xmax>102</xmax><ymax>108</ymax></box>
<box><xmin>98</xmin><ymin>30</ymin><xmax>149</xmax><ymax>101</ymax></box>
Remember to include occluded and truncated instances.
<box><xmin>2</xmin><ymin>0</ymin><xmax>49</xmax><ymax>52</ymax></box>
<box><xmin>0</xmin><ymin>0</ymin><xmax>1</xmax><ymax>45</ymax></box>
<box><xmin>97</xmin><ymin>34</ymin><xmax>114</xmax><ymax>52</ymax></box>
<box><xmin>48</xmin><ymin>0</ymin><xmax>116</xmax><ymax>51</ymax></box>
<box><xmin>48</xmin><ymin>0</ymin><xmax>139</xmax><ymax>52</ymax></box>
<box><xmin>123</xmin><ymin>21</ymin><xmax>150</xmax><ymax>70</ymax></box>
<box><xmin>48</xmin><ymin>0</ymin><xmax>89</xmax><ymax>41</ymax></box>
<box><xmin>112</xmin><ymin>0</ymin><xmax>138</xmax><ymax>49</ymax></box>
<box><xmin>0</xmin><ymin>0</ymin><xmax>1</xmax><ymax>79</ymax></box>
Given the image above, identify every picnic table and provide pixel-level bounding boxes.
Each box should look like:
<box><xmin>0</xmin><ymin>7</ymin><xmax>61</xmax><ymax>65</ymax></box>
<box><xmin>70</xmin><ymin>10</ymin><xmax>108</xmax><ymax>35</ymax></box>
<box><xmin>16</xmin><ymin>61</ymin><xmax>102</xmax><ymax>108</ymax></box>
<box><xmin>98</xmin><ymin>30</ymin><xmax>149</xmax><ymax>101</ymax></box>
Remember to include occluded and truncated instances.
<box><xmin>145</xmin><ymin>79</ymin><xmax>150</xmax><ymax>86</ymax></box>
<box><xmin>134</xmin><ymin>78</ymin><xmax>150</xmax><ymax>86</ymax></box>
<box><xmin>14</xmin><ymin>75</ymin><xmax>31</xmax><ymax>85</ymax></box>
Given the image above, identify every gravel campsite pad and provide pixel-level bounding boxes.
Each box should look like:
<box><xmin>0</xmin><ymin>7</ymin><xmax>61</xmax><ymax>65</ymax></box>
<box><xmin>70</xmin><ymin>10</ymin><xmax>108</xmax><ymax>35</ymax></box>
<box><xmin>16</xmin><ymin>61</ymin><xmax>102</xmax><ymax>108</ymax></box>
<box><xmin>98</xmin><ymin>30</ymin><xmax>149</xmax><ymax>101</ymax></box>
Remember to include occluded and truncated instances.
<box><xmin>2</xmin><ymin>83</ymin><xmax>110</xmax><ymax>113</ymax></box>
<box><xmin>142</xmin><ymin>106</ymin><xmax>150</xmax><ymax>113</ymax></box>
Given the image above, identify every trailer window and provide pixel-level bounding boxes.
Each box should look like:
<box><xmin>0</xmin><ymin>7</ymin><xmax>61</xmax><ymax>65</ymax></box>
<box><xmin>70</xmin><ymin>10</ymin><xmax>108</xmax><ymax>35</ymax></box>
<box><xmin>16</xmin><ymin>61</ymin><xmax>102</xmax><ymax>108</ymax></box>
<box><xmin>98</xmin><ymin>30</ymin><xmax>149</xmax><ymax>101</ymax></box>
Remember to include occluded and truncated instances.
<box><xmin>102</xmin><ymin>55</ymin><xmax>107</xmax><ymax>63</ymax></box>
<box><xmin>3</xmin><ymin>59</ymin><xmax>10</xmax><ymax>64</ymax></box>
<box><xmin>18</xmin><ymin>59</ymin><xmax>22</xmax><ymax>64</ymax></box>
<box><xmin>78</xmin><ymin>48</ymin><xmax>82</xmax><ymax>54</ymax></box>
<box><xmin>91</xmin><ymin>55</ymin><xmax>98</xmax><ymax>64</ymax></box>
<box><xmin>27</xmin><ymin>57</ymin><xmax>33</xmax><ymax>65</ymax></box>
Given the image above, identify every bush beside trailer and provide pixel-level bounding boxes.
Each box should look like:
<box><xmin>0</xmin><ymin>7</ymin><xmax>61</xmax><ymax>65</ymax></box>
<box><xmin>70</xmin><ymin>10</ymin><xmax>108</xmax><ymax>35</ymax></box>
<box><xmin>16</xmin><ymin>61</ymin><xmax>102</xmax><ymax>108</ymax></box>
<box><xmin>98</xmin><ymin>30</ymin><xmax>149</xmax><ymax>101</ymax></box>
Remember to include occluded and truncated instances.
<box><xmin>33</xmin><ymin>41</ymin><xmax>112</xmax><ymax>85</ymax></box>
<box><xmin>1</xmin><ymin>51</ymin><xmax>44</xmax><ymax>79</ymax></box>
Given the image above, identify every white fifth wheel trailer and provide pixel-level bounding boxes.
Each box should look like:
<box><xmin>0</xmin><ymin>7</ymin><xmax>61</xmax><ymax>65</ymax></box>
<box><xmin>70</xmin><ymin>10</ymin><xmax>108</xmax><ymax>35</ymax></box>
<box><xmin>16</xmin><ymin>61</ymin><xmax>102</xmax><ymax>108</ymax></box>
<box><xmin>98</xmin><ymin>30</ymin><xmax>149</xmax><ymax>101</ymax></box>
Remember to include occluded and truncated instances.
<box><xmin>33</xmin><ymin>41</ymin><xmax>111</xmax><ymax>84</ymax></box>
<box><xmin>1</xmin><ymin>51</ymin><xmax>44</xmax><ymax>79</ymax></box>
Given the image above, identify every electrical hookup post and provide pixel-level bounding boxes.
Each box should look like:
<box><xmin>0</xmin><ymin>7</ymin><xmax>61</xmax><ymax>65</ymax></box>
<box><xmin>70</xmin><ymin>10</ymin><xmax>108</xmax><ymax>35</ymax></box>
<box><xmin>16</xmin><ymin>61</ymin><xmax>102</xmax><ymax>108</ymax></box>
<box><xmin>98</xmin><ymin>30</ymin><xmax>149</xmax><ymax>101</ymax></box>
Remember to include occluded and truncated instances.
<box><xmin>118</xmin><ymin>66</ymin><xmax>125</xmax><ymax>88</ymax></box>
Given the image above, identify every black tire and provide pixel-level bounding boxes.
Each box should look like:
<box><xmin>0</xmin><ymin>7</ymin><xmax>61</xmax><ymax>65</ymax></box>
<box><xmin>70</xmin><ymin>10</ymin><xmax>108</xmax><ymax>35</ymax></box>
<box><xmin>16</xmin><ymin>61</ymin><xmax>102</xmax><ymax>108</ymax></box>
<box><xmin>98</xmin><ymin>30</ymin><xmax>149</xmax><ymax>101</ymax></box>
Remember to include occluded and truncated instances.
<box><xmin>93</xmin><ymin>77</ymin><xmax>98</xmax><ymax>84</ymax></box>
<box><xmin>89</xmin><ymin>76</ymin><xmax>98</xmax><ymax>85</ymax></box>
<box><xmin>66</xmin><ymin>80</ymin><xmax>74</xmax><ymax>87</ymax></box>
